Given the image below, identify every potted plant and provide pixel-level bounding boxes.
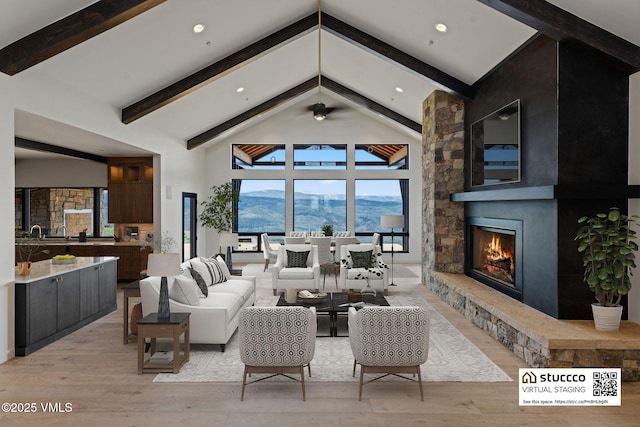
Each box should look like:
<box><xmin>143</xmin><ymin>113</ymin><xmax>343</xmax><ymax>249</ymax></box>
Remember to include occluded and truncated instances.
<box><xmin>199</xmin><ymin>182</ymin><xmax>240</xmax><ymax>270</ymax></box>
<box><xmin>15</xmin><ymin>232</ymin><xmax>50</xmax><ymax>275</ymax></box>
<box><xmin>321</xmin><ymin>224</ymin><xmax>334</xmax><ymax>237</ymax></box>
<box><xmin>575</xmin><ymin>207</ymin><xmax>638</xmax><ymax>331</ymax></box>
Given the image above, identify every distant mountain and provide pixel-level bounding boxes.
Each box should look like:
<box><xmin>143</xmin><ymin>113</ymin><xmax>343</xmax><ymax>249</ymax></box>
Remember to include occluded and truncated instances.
<box><xmin>238</xmin><ymin>190</ymin><xmax>401</xmax><ymax>232</ymax></box>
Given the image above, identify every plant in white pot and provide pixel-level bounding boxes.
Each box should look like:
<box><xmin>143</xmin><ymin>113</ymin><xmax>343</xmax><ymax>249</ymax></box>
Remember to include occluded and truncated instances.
<box><xmin>199</xmin><ymin>182</ymin><xmax>240</xmax><ymax>271</ymax></box>
<box><xmin>575</xmin><ymin>207</ymin><xmax>638</xmax><ymax>331</ymax></box>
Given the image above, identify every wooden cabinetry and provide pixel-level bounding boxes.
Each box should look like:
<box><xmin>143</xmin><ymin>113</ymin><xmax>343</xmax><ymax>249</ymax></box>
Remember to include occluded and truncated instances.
<box><xmin>99</xmin><ymin>244</ymin><xmax>151</xmax><ymax>281</ymax></box>
<box><xmin>107</xmin><ymin>157</ymin><xmax>153</xmax><ymax>223</ymax></box>
<box><xmin>15</xmin><ymin>258</ymin><xmax>118</xmax><ymax>356</ymax></box>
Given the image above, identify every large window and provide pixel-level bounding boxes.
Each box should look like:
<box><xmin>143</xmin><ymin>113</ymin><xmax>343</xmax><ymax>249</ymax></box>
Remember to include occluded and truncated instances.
<box><xmin>293</xmin><ymin>180</ymin><xmax>346</xmax><ymax>231</ymax></box>
<box><xmin>355</xmin><ymin>179</ymin><xmax>407</xmax><ymax>250</ymax></box>
<box><xmin>236</xmin><ymin>179</ymin><xmax>285</xmax><ymax>233</ymax></box>
<box><xmin>15</xmin><ymin>188</ymin><xmax>108</xmax><ymax>237</ymax></box>
<box><xmin>294</xmin><ymin>144</ymin><xmax>346</xmax><ymax>169</ymax></box>
<box><xmin>230</xmin><ymin>144</ymin><xmax>410</xmax><ymax>252</ymax></box>
<box><xmin>355</xmin><ymin>144</ymin><xmax>408</xmax><ymax>169</ymax></box>
<box><xmin>232</xmin><ymin>144</ymin><xmax>285</xmax><ymax>170</ymax></box>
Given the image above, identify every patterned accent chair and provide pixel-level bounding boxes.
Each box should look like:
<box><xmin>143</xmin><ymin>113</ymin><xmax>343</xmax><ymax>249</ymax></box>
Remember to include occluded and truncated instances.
<box><xmin>272</xmin><ymin>244</ymin><xmax>321</xmax><ymax>296</ymax></box>
<box><xmin>239</xmin><ymin>306</ymin><xmax>317</xmax><ymax>401</ymax></box>
<box><xmin>261</xmin><ymin>233</ymin><xmax>279</xmax><ymax>271</ymax></box>
<box><xmin>339</xmin><ymin>244</ymin><xmax>388</xmax><ymax>296</ymax></box>
<box><xmin>348</xmin><ymin>306</ymin><xmax>430</xmax><ymax>401</ymax></box>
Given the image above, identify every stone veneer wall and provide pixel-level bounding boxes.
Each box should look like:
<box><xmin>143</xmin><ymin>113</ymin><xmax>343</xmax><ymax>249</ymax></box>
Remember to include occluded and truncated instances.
<box><xmin>422</xmin><ymin>90</ymin><xmax>465</xmax><ymax>285</ymax></box>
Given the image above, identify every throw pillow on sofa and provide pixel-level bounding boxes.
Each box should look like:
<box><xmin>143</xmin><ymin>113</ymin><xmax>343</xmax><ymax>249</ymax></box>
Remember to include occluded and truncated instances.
<box><xmin>188</xmin><ymin>267</ymin><xmax>208</xmax><ymax>297</ymax></box>
<box><xmin>169</xmin><ymin>274</ymin><xmax>201</xmax><ymax>305</ymax></box>
<box><xmin>286</xmin><ymin>250</ymin><xmax>310</xmax><ymax>268</ymax></box>
<box><xmin>189</xmin><ymin>257</ymin><xmax>226</xmax><ymax>286</ymax></box>
<box><xmin>215</xmin><ymin>255</ymin><xmax>232</xmax><ymax>278</ymax></box>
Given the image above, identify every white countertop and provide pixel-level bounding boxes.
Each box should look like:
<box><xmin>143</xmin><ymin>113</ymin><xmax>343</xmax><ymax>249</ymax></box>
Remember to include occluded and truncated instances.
<box><xmin>15</xmin><ymin>256</ymin><xmax>118</xmax><ymax>283</ymax></box>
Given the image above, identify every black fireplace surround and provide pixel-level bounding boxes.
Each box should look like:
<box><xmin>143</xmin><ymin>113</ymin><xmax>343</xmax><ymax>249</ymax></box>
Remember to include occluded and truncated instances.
<box><xmin>453</xmin><ymin>35</ymin><xmax>634</xmax><ymax>320</ymax></box>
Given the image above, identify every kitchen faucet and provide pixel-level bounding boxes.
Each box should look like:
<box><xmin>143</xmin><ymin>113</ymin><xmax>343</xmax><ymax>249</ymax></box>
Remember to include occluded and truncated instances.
<box><xmin>29</xmin><ymin>224</ymin><xmax>42</xmax><ymax>238</ymax></box>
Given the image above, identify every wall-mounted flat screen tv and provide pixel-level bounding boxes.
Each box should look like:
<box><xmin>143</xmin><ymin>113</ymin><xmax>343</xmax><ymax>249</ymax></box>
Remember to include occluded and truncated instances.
<box><xmin>471</xmin><ymin>99</ymin><xmax>520</xmax><ymax>186</ymax></box>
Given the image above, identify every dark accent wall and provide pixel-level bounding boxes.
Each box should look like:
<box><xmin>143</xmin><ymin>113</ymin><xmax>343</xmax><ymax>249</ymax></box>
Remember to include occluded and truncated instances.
<box><xmin>459</xmin><ymin>35</ymin><xmax>630</xmax><ymax>319</ymax></box>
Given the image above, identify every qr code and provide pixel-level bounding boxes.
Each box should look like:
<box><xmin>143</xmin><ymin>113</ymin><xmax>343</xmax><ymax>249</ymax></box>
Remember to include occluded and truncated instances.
<box><xmin>593</xmin><ymin>371</ymin><xmax>618</xmax><ymax>397</ymax></box>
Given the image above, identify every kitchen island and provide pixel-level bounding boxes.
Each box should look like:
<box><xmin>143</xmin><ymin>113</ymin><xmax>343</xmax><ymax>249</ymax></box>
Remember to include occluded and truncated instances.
<box><xmin>15</xmin><ymin>257</ymin><xmax>118</xmax><ymax>356</ymax></box>
<box><xmin>15</xmin><ymin>239</ymin><xmax>150</xmax><ymax>281</ymax></box>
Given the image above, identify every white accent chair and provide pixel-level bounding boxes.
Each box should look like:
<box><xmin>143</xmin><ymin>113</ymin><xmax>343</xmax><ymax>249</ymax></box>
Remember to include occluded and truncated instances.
<box><xmin>349</xmin><ymin>306</ymin><xmax>430</xmax><ymax>401</ymax></box>
<box><xmin>371</xmin><ymin>232</ymin><xmax>381</xmax><ymax>247</ymax></box>
<box><xmin>261</xmin><ymin>233</ymin><xmax>279</xmax><ymax>271</ymax></box>
<box><xmin>272</xmin><ymin>244</ymin><xmax>321</xmax><ymax>296</ymax></box>
<box><xmin>239</xmin><ymin>306</ymin><xmax>316</xmax><ymax>401</ymax></box>
<box><xmin>340</xmin><ymin>244</ymin><xmax>388</xmax><ymax>296</ymax></box>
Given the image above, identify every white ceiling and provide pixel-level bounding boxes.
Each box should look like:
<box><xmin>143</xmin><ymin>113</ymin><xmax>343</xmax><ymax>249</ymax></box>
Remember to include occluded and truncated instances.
<box><xmin>3</xmin><ymin>0</ymin><xmax>639</xmax><ymax>159</ymax></box>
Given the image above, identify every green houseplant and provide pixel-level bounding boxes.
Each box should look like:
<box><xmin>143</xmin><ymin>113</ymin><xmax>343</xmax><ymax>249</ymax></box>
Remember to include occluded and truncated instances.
<box><xmin>199</xmin><ymin>182</ymin><xmax>240</xmax><ymax>269</ymax></box>
<box><xmin>575</xmin><ymin>207</ymin><xmax>638</xmax><ymax>330</ymax></box>
<box><xmin>321</xmin><ymin>224</ymin><xmax>334</xmax><ymax>237</ymax></box>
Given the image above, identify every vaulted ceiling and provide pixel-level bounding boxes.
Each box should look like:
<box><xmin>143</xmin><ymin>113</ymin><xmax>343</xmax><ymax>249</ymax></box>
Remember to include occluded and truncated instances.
<box><xmin>4</xmin><ymin>0</ymin><xmax>640</xmax><ymax>159</ymax></box>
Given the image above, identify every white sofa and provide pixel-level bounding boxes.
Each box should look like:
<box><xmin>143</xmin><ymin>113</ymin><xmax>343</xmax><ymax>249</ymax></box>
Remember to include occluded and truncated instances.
<box><xmin>140</xmin><ymin>256</ymin><xmax>256</xmax><ymax>351</ymax></box>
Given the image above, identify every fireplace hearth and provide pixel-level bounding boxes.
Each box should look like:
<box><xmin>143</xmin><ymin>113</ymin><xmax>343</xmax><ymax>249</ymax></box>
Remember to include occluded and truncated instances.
<box><xmin>465</xmin><ymin>217</ymin><xmax>522</xmax><ymax>300</ymax></box>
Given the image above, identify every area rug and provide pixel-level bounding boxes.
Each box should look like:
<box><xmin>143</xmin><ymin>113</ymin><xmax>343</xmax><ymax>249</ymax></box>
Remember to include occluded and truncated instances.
<box><xmin>153</xmin><ymin>292</ymin><xmax>512</xmax><ymax>383</ymax></box>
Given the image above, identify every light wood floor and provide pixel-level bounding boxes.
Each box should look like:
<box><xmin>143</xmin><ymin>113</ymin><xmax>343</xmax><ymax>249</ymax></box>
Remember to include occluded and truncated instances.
<box><xmin>1</xmin><ymin>264</ymin><xmax>639</xmax><ymax>427</ymax></box>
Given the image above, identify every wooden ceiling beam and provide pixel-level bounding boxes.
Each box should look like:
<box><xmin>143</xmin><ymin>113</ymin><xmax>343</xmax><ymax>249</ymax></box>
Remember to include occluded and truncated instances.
<box><xmin>187</xmin><ymin>75</ymin><xmax>422</xmax><ymax>150</ymax></box>
<box><xmin>0</xmin><ymin>0</ymin><xmax>166</xmax><ymax>76</ymax></box>
<box><xmin>123</xmin><ymin>13</ymin><xmax>317</xmax><ymax>124</ymax></box>
<box><xmin>187</xmin><ymin>78</ymin><xmax>317</xmax><ymax>149</ymax></box>
<box><xmin>476</xmin><ymin>0</ymin><xmax>640</xmax><ymax>73</ymax></box>
<box><xmin>125</xmin><ymin>12</ymin><xmax>469</xmax><ymax>125</ymax></box>
<box><xmin>321</xmin><ymin>12</ymin><xmax>474</xmax><ymax>101</ymax></box>
<box><xmin>321</xmin><ymin>76</ymin><xmax>422</xmax><ymax>134</ymax></box>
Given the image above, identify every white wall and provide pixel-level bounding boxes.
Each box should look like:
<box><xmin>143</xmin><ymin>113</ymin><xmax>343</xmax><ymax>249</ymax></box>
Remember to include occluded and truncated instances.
<box><xmin>629</xmin><ymin>71</ymin><xmax>640</xmax><ymax>323</ymax></box>
<box><xmin>0</xmin><ymin>73</ymin><xmax>209</xmax><ymax>363</ymax></box>
<box><xmin>0</xmin><ymin>94</ymin><xmax>16</xmax><ymax>363</ymax></box>
<box><xmin>203</xmin><ymin>101</ymin><xmax>423</xmax><ymax>265</ymax></box>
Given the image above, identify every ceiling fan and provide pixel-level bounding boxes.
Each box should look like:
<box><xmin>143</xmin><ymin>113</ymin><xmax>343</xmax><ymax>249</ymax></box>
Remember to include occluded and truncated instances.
<box><xmin>307</xmin><ymin>0</ymin><xmax>343</xmax><ymax>120</ymax></box>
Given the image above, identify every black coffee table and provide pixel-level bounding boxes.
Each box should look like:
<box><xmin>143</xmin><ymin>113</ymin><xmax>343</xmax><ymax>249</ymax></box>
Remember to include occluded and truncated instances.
<box><xmin>276</xmin><ymin>292</ymin><xmax>389</xmax><ymax>337</ymax></box>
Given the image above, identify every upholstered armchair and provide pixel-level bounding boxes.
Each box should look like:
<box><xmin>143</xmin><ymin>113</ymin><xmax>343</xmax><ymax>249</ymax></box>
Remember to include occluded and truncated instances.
<box><xmin>272</xmin><ymin>244</ymin><xmax>321</xmax><ymax>296</ymax></box>
<box><xmin>238</xmin><ymin>306</ymin><xmax>317</xmax><ymax>401</ymax></box>
<box><xmin>339</xmin><ymin>244</ymin><xmax>388</xmax><ymax>296</ymax></box>
<box><xmin>348</xmin><ymin>306</ymin><xmax>430</xmax><ymax>401</ymax></box>
<box><xmin>261</xmin><ymin>233</ymin><xmax>278</xmax><ymax>271</ymax></box>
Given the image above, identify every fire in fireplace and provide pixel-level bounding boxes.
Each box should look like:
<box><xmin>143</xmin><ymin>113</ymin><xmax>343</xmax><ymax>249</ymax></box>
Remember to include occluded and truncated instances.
<box><xmin>472</xmin><ymin>227</ymin><xmax>515</xmax><ymax>287</ymax></box>
<box><xmin>465</xmin><ymin>217</ymin><xmax>523</xmax><ymax>301</ymax></box>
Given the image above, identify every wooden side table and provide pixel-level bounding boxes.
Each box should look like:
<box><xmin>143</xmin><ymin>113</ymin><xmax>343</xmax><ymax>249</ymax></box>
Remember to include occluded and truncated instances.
<box><xmin>137</xmin><ymin>312</ymin><xmax>190</xmax><ymax>374</ymax></box>
<box><xmin>122</xmin><ymin>280</ymin><xmax>141</xmax><ymax>344</ymax></box>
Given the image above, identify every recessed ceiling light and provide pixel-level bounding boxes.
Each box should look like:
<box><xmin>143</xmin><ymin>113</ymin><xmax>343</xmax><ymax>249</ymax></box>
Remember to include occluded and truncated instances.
<box><xmin>395</xmin><ymin>87</ymin><xmax>404</xmax><ymax>93</ymax></box>
<box><xmin>435</xmin><ymin>23</ymin><xmax>447</xmax><ymax>33</ymax></box>
<box><xmin>236</xmin><ymin>87</ymin><xmax>245</xmax><ymax>93</ymax></box>
<box><xmin>193</xmin><ymin>24</ymin><xmax>205</xmax><ymax>33</ymax></box>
